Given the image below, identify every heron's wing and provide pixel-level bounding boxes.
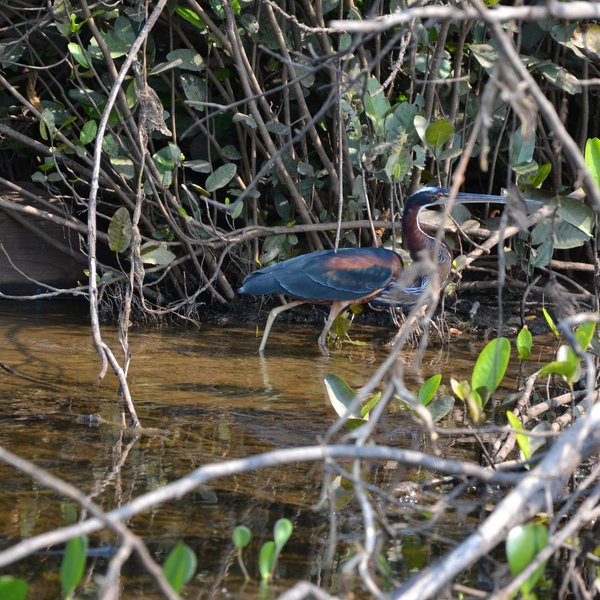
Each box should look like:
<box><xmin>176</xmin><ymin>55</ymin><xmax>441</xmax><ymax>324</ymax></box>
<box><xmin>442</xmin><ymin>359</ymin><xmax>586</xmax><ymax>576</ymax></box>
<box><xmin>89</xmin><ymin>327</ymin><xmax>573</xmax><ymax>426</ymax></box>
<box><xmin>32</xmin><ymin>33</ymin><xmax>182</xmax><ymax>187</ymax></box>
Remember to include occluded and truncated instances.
<box><xmin>239</xmin><ymin>248</ymin><xmax>402</xmax><ymax>302</ymax></box>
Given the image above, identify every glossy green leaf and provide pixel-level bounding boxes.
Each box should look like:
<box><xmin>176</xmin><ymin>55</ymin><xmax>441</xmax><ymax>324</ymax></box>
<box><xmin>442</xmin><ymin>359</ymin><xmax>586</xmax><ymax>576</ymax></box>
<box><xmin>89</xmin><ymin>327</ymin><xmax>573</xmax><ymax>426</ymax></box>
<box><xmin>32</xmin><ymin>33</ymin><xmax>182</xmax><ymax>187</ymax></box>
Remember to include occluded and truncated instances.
<box><xmin>0</xmin><ymin>577</ymin><xmax>27</xmax><ymax>600</ymax></box>
<box><xmin>538</xmin><ymin>359</ymin><xmax>577</xmax><ymax>380</ymax></box>
<box><xmin>273</xmin><ymin>518</ymin><xmax>293</xmax><ymax>553</ymax></box>
<box><xmin>232</xmin><ymin>525</ymin><xmax>252</xmax><ymax>549</ymax></box>
<box><xmin>506</xmin><ymin>524</ymin><xmax>548</xmax><ymax>594</ymax></box>
<box><xmin>529</xmin><ymin>162</ymin><xmax>552</xmax><ymax>188</ymax></box>
<box><xmin>68</xmin><ymin>42</ymin><xmax>90</xmax><ymax>68</ymax></box>
<box><xmin>259</xmin><ymin>541</ymin><xmax>276</xmax><ymax>580</ymax></box>
<box><xmin>575</xmin><ymin>319</ymin><xmax>596</xmax><ymax>352</ymax></box>
<box><xmin>163</xmin><ymin>542</ymin><xmax>197</xmax><ymax>593</ymax></box>
<box><xmin>425</xmin><ymin>119</ymin><xmax>454</xmax><ymax>150</ymax></box>
<box><xmin>80</xmin><ymin>119</ymin><xmax>97</xmax><ymax>145</ymax></box>
<box><xmin>471</xmin><ymin>337</ymin><xmax>510</xmax><ymax>406</ymax></box>
<box><xmin>206</xmin><ymin>163</ymin><xmax>236</xmax><ymax>193</ymax></box>
<box><xmin>361</xmin><ymin>391</ymin><xmax>381</xmax><ymax>419</ymax></box>
<box><xmin>60</xmin><ymin>536</ymin><xmax>88</xmax><ymax>597</ymax></box>
<box><xmin>516</xmin><ymin>326</ymin><xmax>533</xmax><ymax>360</ymax></box>
<box><xmin>542</xmin><ymin>308</ymin><xmax>559</xmax><ymax>337</ymax></box>
<box><xmin>417</xmin><ymin>374</ymin><xmax>441</xmax><ymax>406</ymax></box>
<box><xmin>108</xmin><ymin>207</ymin><xmax>132</xmax><ymax>253</ymax></box>
<box><xmin>175</xmin><ymin>6</ymin><xmax>205</xmax><ymax>29</ymax></box>
<box><xmin>324</xmin><ymin>374</ymin><xmax>360</xmax><ymax>419</ymax></box>
<box><xmin>450</xmin><ymin>377</ymin><xmax>470</xmax><ymax>402</ymax></box>
<box><xmin>585</xmin><ymin>137</ymin><xmax>600</xmax><ymax>192</ymax></box>
<box><xmin>507</xmin><ymin>410</ymin><xmax>531</xmax><ymax>460</ymax></box>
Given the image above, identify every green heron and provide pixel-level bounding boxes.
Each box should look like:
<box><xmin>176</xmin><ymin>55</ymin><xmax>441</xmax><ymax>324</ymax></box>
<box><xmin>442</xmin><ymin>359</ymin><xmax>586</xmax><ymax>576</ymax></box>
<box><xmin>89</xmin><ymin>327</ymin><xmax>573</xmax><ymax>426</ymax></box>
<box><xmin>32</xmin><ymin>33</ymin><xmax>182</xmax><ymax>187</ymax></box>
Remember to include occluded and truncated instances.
<box><xmin>239</xmin><ymin>187</ymin><xmax>518</xmax><ymax>355</ymax></box>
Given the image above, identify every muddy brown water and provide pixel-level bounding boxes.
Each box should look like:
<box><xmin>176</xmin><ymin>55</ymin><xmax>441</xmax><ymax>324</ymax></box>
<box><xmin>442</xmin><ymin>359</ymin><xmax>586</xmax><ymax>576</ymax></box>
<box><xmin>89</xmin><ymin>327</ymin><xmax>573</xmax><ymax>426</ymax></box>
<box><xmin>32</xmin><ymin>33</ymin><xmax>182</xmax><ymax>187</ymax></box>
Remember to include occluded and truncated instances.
<box><xmin>0</xmin><ymin>302</ymin><xmax>556</xmax><ymax>598</ymax></box>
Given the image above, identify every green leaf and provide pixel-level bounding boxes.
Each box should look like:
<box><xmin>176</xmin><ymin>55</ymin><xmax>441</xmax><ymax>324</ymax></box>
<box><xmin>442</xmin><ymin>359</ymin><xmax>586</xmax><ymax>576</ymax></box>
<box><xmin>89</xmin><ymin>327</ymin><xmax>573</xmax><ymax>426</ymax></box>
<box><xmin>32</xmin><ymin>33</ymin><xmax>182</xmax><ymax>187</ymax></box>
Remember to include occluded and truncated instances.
<box><xmin>361</xmin><ymin>392</ymin><xmax>381</xmax><ymax>419</ymax></box>
<box><xmin>364</xmin><ymin>77</ymin><xmax>391</xmax><ymax>132</ymax></box>
<box><xmin>206</xmin><ymin>163</ymin><xmax>237</xmax><ymax>192</ymax></box>
<box><xmin>426</xmin><ymin>395</ymin><xmax>455</xmax><ymax>423</ymax></box>
<box><xmin>575</xmin><ymin>319</ymin><xmax>596</xmax><ymax>352</ymax></box>
<box><xmin>166</xmin><ymin>49</ymin><xmax>205</xmax><ymax>71</ymax></box>
<box><xmin>273</xmin><ymin>518</ymin><xmax>293</xmax><ymax>553</ymax></box>
<box><xmin>140</xmin><ymin>242</ymin><xmax>176</xmax><ymax>266</ymax></box>
<box><xmin>259</xmin><ymin>541</ymin><xmax>276</xmax><ymax>580</ymax></box>
<box><xmin>513</xmin><ymin>125</ymin><xmax>535</xmax><ymax>166</ymax></box>
<box><xmin>0</xmin><ymin>577</ymin><xmax>28</xmax><ymax>600</ymax></box>
<box><xmin>232</xmin><ymin>525</ymin><xmax>252</xmax><ymax>549</ymax></box>
<box><xmin>516</xmin><ymin>326</ymin><xmax>533</xmax><ymax>360</ymax></box>
<box><xmin>417</xmin><ymin>374</ymin><xmax>441</xmax><ymax>406</ymax></box>
<box><xmin>324</xmin><ymin>374</ymin><xmax>360</xmax><ymax>419</ymax></box>
<box><xmin>529</xmin><ymin>162</ymin><xmax>552</xmax><ymax>188</ymax></box>
<box><xmin>80</xmin><ymin>119</ymin><xmax>97</xmax><ymax>145</ymax></box>
<box><xmin>108</xmin><ymin>207</ymin><xmax>132</xmax><ymax>253</ymax></box>
<box><xmin>471</xmin><ymin>338</ymin><xmax>510</xmax><ymax>406</ymax></box>
<box><xmin>425</xmin><ymin>119</ymin><xmax>454</xmax><ymax>150</ymax></box>
<box><xmin>180</xmin><ymin>73</ymin><xmax>206</xmax><ymax>110</ymax></box>
<box><xmin>506</xmin><ymin>410</ymin><xmax>531</xmax><ymax>460</ymax></box>
<box><xmin>542</xmin><ymin>308</ymin><xmax>559</xmax><ymax>337</ymax></box>
<box><xmin>110</xmin><ymin>156</ymin><xmax>135</xmax><ymax>180</ymax></box>
<box><xmin>60</xmin><ymin>536</ymin><xmax>88</xmax><ymax>597</ymax></box>
<box><xmin>68</xmin><ymin>42</ymin><xmax>90</xmax><ymax>68</ymax></box>
<box><xmin>450</xmin><ymin>377</ymin><xmax>470</xmax><ymax>402</ymax></box>
<box><xmin>538</xmin><ymin>359</ymin><xmax>577</xmax><ymax>380</ymax></box>
<box><xmin>506</xmin><ymin>524</ymin><xmax>548</xmax><ymax>594</ymax></box>
<box><xmin>585</xmin><ymin>137</ymin><xmax>600</xmax><ymax>193</ymax></box>
<box><xmin>175</xmin><ymin>6</ymin><xmax>205</xmax><ymax>29</ymax></box>
<box><xmin>163</xmin><ymin>542</ymin><xmax>197</xmax><ymax>593</ymax></box>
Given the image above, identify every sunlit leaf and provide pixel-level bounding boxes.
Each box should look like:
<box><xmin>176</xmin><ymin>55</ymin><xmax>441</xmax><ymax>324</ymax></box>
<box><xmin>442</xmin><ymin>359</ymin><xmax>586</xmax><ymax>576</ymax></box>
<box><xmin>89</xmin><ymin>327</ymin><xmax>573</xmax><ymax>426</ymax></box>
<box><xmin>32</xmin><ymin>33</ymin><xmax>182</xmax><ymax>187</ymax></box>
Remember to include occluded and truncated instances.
<box><xmin>175</xmin><ymin>6</ymin><xmax>205</xmax><ymax>30</ymax></box>
<box><xmin>163</xmin><ymin>542</ymin><xmax>197</xmax><ymax>593</ymax></box>
<box><xmin>425</xmin><ymin>119</ymin><xmax>454</xmax><ymax>150</ymax></box>
<box><xmin>517</xmin><ymin>326</ymin><xmax>533</xmax><ymax>360</ymax></box>
<box><xmin>273</xmin><ymin>518</ymin><xmax>293</xmax><ymax>553</ymax></box>
<box><xmin>232</xmin><ymin>525</ymin><xmax>252</xmax><ymax>549</ymax></box>
<box><xmin>324</xmin><ymin>374</ymin><xmax>360</xmax><ymax>419</ymax></box>
<box><xmin>68</xmin><ymin>42</ymin><xmax>90</xmax><ymax>68</ymax></box>
<box><xmin>471</xmin><ymin>337</ymin><xmax>510</xmax><ymax>406</ymax></box>
<box><xmin>529</xmin><ymin>162</ymin><xmax>552</xmax><ymax>188</ymax></box>
<box><xmin>108</xmin><ymin>207</ymin><xmax>132</xmax><ymax>253</ymax></box>
<box><xmin>542</xmin><ymin>308</ymin><xmax>559</xmax><ymax>338</ymax></box>
<box><xmin>60</xmin><ymin>536</ymin><xmax>88</xmax><ymax>597</ymax></box>
<box><xmin>79</xmin><ymin>119</ymin><xmax>97</xmax><ymax>145</ymax></box>
<box><xmin>575</xmin><ymin>319</ymin><xmax>596</xmax><ymax>352</ymax></box>
<box><xmin>450</xmin><ymin>378</ymin><xmax>470</xmax><ymax>402</ymax></box>
<box><xmin>0</xmin><ymin>577</ymin><xmax>27</xmax><ymax>600</ymax></box>
<box><xmin>259</xmin><ymin>541</ymin><xmax>276</xmax><ymax>580</ymax></box>
<box><xmin>417</xmin><ymin>374</ymin><xmax>441</xmax><ymax>406</ymax></box>
<box><xmin>506</xmin><ymin>524</ymin><xmax>548</xmax><ymax>594</ymax></box>
<box><xmin>361</xmin><ymin>391</ymin><xmax>381</xmax><ymax>419</ymax></box>
<box><xmin>506</xmin><ymin>410</ymin><xmax>531</xmax><ymax>460</ymax></box>
<box><xmin>110</xmin><ymin>156</ymin><xmax>135</xmax><ymax>180</ymax></box>
<box><xmin>586</xmin><ymin>137</ymin><xmax>600</xmax><ymax>196</ymax></box>
<box><xmin>140</xmin><ymin>242</ymin><xmax>176</xmax><ymax>266</ymax></box>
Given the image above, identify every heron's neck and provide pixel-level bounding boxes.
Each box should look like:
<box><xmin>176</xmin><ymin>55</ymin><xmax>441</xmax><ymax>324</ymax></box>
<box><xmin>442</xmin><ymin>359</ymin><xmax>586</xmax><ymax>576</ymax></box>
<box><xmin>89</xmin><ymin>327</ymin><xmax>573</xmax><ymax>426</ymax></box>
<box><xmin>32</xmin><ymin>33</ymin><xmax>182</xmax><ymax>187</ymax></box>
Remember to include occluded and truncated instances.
<box><xmin>403</xmin><ymin>204</ymin><xmax>444</xmax><ymax>259</ymax></box>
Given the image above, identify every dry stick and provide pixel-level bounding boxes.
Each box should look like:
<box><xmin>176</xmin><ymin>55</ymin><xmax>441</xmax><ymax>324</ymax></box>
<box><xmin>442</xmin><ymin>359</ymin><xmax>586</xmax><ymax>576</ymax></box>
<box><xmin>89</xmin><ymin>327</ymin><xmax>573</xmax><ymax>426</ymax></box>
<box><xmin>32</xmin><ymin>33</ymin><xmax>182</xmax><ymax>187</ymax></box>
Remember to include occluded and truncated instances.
<box><xmin>0</xmin><ymin>443</ymin><xmax>525</xmax><ymax>569</ymax></box>
<box><xmin>87</xmin><ymin>1</ymin><xmax>170</xmax><ymax>427</ymax></box>
<box><xmin>390</xmin><ymin>398</ymin><xmax>600</xmax><ymax>600</ymax></box>
<box><xmin>0</xmin><ymin>445</ymin><xmax>180</xmax><ymax>600</ymax></box>
<box><xmin>330</xmin><ymin>2</ymin><xmax>600</xmax><ymax>34</ymax></box>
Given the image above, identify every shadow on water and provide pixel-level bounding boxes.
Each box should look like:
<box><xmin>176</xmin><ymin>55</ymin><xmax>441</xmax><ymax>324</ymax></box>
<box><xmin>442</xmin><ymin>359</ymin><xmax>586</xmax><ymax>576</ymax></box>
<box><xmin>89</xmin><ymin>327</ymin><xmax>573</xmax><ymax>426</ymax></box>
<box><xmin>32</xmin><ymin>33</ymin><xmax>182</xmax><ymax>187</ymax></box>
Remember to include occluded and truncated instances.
<box><xmin>0</xmin><ymin>303</ymin><xmax>554</xmax><ymax>598</ymax></box>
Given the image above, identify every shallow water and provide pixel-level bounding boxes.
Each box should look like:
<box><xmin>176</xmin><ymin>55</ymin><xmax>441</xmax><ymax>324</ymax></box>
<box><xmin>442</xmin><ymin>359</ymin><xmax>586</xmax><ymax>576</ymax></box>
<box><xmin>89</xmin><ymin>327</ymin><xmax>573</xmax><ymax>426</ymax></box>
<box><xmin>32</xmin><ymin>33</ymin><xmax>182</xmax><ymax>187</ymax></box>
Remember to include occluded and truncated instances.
<box><xmin>0</xmin><ymin>302</ymin><xmax>554</xmax><ymax>597</ymax></box>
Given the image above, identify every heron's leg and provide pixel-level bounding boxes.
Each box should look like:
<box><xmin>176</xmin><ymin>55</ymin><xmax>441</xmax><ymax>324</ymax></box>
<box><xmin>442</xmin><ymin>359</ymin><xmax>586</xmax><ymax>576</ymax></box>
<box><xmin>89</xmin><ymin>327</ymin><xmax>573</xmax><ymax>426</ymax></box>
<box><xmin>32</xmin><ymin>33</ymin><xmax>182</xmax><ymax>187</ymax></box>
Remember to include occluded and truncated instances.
<box><xmin>258</xmin><ymin>300</ymin><xmax>305</xmax><ymax>353</ymax></box>
<box><xmin>317</xmin><ymin>301</ymin><xmax>351</xmax><ymax>356</ymax></box>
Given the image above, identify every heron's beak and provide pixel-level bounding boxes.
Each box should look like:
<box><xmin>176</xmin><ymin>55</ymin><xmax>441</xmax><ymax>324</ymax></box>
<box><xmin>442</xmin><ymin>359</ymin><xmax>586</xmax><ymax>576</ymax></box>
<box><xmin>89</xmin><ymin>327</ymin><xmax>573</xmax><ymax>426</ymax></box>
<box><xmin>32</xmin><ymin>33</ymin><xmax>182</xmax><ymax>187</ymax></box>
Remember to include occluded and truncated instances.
<box><xmin>437</xmin><ymin>191</ymin><xmax>543</xmax><ymax>213</ymax></box>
